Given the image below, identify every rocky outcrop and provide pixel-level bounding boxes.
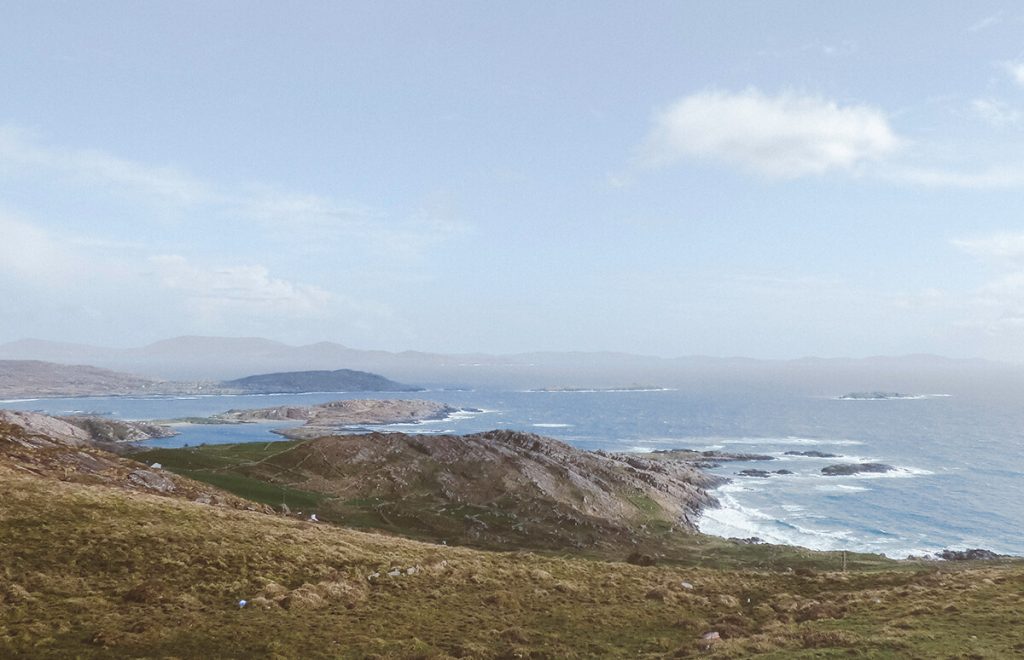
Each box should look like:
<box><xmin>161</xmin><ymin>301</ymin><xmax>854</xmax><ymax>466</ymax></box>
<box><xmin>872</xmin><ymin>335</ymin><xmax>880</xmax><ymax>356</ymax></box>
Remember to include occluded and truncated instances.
<box><xmin>938</xmin><ymin>548</ymin><xmax>1004</xmax><ymax>561</ymax></box>
<box><xmin>0</xmin><ymin>410</ymin><xmax>93</xmax><ymax>446</ymax></box>
<box><xmin>737</xmin><ymin>469</ymin><xmax>792</xmax><ymax>478</ymax></box>
<box><xmin>821</xmin><ymin>463</ymin><xmax>895</xmax><ymax>476</ymax></box>
<box><xmin>0</xmin><ymin>411</ymin><xmax>265</xmax><ymax>511</ymax></box>
<box><xmin>57</xmin><ymin>416</ymin><xmax>177</xmax><ymax>443</ymax></box>
<box><xmin>649</xmin><ymin>449</ymin><xmax>775</xmax><ymax>463</ymax></box>
<box><xmin>784</xmin><ymin>450</ymin><xmax>840</xmax><ymax>458</ymax></box>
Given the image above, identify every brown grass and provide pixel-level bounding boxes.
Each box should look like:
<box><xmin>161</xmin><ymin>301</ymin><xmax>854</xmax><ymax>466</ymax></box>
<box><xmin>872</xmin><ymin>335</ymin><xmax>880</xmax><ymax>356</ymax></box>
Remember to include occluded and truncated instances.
<box><xmin>2</xmin><ymin>463</ymin><xmax>1024</xmax><ymax>658</ymax></box>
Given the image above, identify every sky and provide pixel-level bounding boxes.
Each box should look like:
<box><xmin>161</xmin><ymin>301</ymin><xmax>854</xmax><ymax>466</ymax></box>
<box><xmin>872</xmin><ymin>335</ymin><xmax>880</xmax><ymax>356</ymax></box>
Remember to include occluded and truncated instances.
<box><xmin>3</xmin><ymin>2</ymin><xmax>1024</xmax><ymax>360</ymax></box>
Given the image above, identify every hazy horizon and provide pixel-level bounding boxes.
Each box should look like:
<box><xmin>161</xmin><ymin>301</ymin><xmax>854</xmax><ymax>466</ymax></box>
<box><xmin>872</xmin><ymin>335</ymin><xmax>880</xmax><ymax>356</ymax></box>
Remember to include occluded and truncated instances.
<box><xmin>5</xmin><ymin>3</ymin><xmax>1024</xmax><ymax>360</ymax></box>
<box><xmin>1</xmin><ymin>333</ymin><xmax>1018</xmax><ymax>364</ymax></box>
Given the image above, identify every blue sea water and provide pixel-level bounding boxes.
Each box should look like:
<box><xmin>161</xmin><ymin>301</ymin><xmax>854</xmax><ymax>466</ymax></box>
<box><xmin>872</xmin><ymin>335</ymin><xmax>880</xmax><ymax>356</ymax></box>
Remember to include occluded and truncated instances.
<box><xmin>3</xmin><ymin>387</ymin><xmax>1022</xmax><ymax>558</ymax></box>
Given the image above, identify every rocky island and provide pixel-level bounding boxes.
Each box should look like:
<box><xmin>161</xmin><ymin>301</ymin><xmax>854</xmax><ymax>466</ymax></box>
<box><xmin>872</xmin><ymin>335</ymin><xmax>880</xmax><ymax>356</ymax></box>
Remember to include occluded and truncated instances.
<box><xmin>838</xmin><ymin>391</ymin><xmax>911</xmax><ymax>400</ymax></box>
<box><xmin>212</xmin><ymin>399</ymin><xmax>466</xmax><ymax>439</ymax></box>
<box><xmin>821</xmin><ymin>462</ymin><xmax>896</xmax><ymax>476</ymax></box>
<box><xmin>530</xmin><ymin>384</ymin><xmax>670</xmax><ymax>392</ymax></box>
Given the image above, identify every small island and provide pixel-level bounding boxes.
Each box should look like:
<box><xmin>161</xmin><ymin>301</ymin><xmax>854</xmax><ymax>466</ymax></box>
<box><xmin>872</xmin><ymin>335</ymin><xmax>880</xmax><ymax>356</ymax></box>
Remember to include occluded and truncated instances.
<box><xmin>785</xmin><ymin>450</ymin><xmax>841</xmax><ymax>458</ymax></box>
<box><xmin>821</xmin><ymin>462</ymin><xmax>896</xmax><ymax>476</ymax></box>
<box><xmin>838</xmin><ymin>391</ymin><xmax>911</xmax><ymax>400</ymax></box>
<box><xmin>529</xmin><ymin>385</ymin><xmax>671</xmax><ymax>393</ymax></box>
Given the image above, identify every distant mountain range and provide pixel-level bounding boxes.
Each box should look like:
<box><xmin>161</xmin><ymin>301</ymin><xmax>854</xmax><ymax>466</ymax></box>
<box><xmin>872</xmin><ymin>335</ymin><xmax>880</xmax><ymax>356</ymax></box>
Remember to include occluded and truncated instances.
<box><xmin>0</xmin><ymin>335</ymin><xmax>1015</xmax><ymax>393</ymax></box>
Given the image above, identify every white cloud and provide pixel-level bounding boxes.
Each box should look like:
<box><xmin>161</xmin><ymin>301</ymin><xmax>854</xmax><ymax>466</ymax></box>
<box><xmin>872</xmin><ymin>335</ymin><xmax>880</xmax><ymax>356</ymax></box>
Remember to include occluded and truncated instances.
<box><xmin>952</xmin><ymin>232</ymin><xmax>1024</xmax><ymax>261</ymax></box>
<box><xmin>969</xmin><ymin>12</ymin><xmax>1002</xmax><ymax>33</ymax></box>
<box><xmin>149</xmin><ymin>255</ymin><xmax>334</xmax><ymax>318</ymax></box>
<box><xmin>971</xmin><ymin>98</ymin><xmax>1021</xmax><ymax>127</ymax></box>
<box><xmin>0</xmin><ymin>126</ymin><xmax>212</xmax><ymax>205</ymax></box>
<box><xmin>1001</xmin><ymin>61</ymin><xmax>1024</xmax><ymax>87</ymax></box>
<box><xmin>946</xmin><ymin>232</ymin><xmax>1024</xmax><ymax>343</ymax></box>
<box><xmin>892</xmin><ymin>166</ymin><xmax>1024</xmax><ymax>189</ymax></box>
<box><xmin>0</xmin><ymin>126</ymin><xmax>465</xmax><ymax>259</ymax></box>
<box><xmin>639</xmin><ymin>89</ymin><xmax>901</xmax><ymax>178</ymax></box>
<box><xmin>0</xmin><ymin>211</ymin><xmax>83</xmax><ymax>283</ymax></box>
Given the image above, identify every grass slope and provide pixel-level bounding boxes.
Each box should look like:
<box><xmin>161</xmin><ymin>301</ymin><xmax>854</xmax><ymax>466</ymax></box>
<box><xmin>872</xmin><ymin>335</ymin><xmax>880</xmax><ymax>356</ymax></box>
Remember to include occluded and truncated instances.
<box><xmin>2</xmin><ymin>464</ymin><xmax>1024</xmax><ymax>658</ymax></box>
<box><xmin>129</xmin><ymin>439</ymin><xmax>925</xmax><ymax>571</ymax></box>
<box><xmin>134</xmin><ymin>434</ymin><xmax>718</xmax><ymax>559</ymax></box>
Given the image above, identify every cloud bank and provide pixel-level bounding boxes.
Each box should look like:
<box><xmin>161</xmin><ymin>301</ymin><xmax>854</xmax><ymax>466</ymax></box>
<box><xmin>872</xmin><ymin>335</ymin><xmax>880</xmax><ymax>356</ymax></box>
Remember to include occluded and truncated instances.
<box><xmin>640</xmin><ymin>89</ymin><xmax>901</xmax><ymax>177</ymax></box>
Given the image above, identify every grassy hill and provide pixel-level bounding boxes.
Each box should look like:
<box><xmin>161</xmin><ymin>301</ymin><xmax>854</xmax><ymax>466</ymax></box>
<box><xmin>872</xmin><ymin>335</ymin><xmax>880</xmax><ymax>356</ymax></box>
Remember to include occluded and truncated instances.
<box><xmin>133</xmin><ymin>430</ymin><xmax>725</xmax><ymax>556</ymax></box>
<box><xmin>2</xmin><ymin>416</ymin><xmax>1023</xmax><ymax>657</ymax></box>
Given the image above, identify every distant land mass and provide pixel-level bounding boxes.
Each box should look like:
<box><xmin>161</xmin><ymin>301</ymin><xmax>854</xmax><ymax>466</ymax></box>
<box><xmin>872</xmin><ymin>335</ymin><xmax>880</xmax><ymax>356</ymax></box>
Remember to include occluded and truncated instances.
<box><xmin>222</xmin><ymin>369</ymin><xmax>419</xmax><ymax>394</ymax></box>
<box><xmin>0</xmin><ymin>335</ymin><xmax>1017</xmax><ymax>393</ymax></box>
<box><xmin>0</xmin><ymin>360</ymin><xmax>420</xmax><ymax>399</ymax></box>
<box><xmin>0</xmin><ymin>360</ymin><xmax>165</xmax><ymax>398</ymax></box>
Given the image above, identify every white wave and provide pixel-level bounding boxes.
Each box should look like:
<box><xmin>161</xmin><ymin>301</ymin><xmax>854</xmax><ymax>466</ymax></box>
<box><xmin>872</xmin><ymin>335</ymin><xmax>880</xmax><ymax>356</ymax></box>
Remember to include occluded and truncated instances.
<box><xmin>847</xmin><ymin>466</ymin><xmax>934</xmax><ymax>479</ymax></box>
<box><xmin>629</xmin><ymin>446</ymin><xmax>655</xmax><ymax>453</ymax></box>
<box><xmin>445</xmin><ymin>411</ymin><xmax>479</xmax><ymax>421</ymax></box>
<box><xmin>813</xmin><ymin>484</ymin><xmax>870</xmax><ymax>493</ymax></box>
<box><xmin>697</xmin><ymin>492</ymin><xmax>855</xmax><ymax>551</ymax></box>
<box><xmin>533</xmin><ymin>423</ymin><xmax>573</xmax><ymax>428</ymax></box>
<box><xmin>720</xmin><ymin>436</ymin><xmax>865</xmax><ymax>447</ymax></box>
<box><xmin>0</xmin><ymin>398</ymin><xmax>41</xmax><ymax>403</ymax></box>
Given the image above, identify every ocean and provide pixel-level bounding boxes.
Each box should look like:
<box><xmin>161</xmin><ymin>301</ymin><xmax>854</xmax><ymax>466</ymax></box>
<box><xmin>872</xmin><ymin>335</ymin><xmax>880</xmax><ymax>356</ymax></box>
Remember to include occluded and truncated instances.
<box><xmin>4</xmin><ymin>385</ymin><xmax>1022</xmax><ymax>559</ymax></box>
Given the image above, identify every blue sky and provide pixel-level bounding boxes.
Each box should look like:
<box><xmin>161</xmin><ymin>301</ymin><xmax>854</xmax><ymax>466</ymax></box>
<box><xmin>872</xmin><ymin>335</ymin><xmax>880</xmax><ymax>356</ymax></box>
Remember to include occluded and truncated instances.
<box><xmin>3</xmin><ymin>2</ymin><xmax>1024</xmax><ymax>359</ymax></box>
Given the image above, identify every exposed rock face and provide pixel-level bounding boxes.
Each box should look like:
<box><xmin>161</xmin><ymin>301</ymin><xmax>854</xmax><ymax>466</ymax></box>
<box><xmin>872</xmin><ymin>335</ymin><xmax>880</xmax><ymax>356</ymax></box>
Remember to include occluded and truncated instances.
<box><xmin>0</xmin><ymin>410</ymin><xmax>92</xmax><ymax>447</ymax></box>
<box><xmin>57</xmin><ymin>416</ymin><xmax>176</xmax><ymax>443</ymax></box>
<box><xmin>821</xmin><ymin>463</ymin><xmax>895</xmax><ymax>476</ymax></box>
<box><xmin>127</xmin><ymin>469</ymin><xmax>177</xmax><ymax>493</ymax></box>
<box><xmin>215</xmin><ymin>399</ymin><xmax>460</xmax><ymax>439</ymax></box>
<box><xmin>218</xmin><ymin>429</ymin><xmax>721</xmax><ymax>551</ymax></box>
